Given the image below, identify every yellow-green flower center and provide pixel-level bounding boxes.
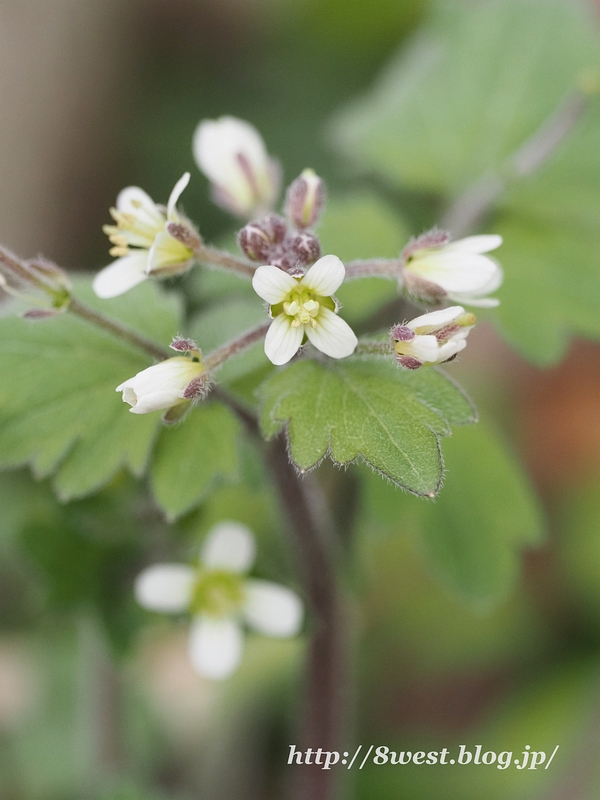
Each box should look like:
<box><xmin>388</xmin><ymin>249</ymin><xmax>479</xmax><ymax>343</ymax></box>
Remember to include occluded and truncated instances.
<box><xmin>275</xmin><ymin>286</ymin><xmax>335</xmax><ymax>329</ymax></box>
<box><xmin>189</xmin><ymin>569</ymin><xmax>245</xmax><ymax>618</ymax></box>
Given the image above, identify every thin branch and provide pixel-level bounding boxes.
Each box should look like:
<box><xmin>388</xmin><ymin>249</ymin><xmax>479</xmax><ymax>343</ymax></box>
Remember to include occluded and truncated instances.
<box><xmin>204</xmin><ymin>321</ymin><xmax>271</xmax><ymax>370</ymax></box>
<box><xmin>442</xmin><ymin>88</ymin><xmax>592</xmax><ymax>238</ymax></box>
<box><xmin>68</xmin><ymin>297</ymin><xmax>171</xmax><ymax>362</ymax></box>
<box><xmin>344</xmin><ymin>258</ymin><xmax>403</xmax><ymax>282</ymax></box>
<box><xmin>194</xmin><ymin>243</ymin><xmax>256</xmax><ymax>278</ymax></box>
<box><xmin>354</xmin><ymin>339</ymin><xmax>394</xmax><ymax>356</ymax></box>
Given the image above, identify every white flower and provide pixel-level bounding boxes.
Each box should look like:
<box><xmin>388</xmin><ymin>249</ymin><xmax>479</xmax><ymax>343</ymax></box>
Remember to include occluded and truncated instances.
<box><xmin>193</xmin><ymin>116</ymin><xmax>280</xmax><ymax>219</ymax></box>
<box><xmin>392</xmin><ymin>306</ymin><xmax>476</xmax><ymax>370</ymax></box>
<box><xmin>252</xmin><ymin>255</ymin><xmax>358</xmax><ymax>365</ymax></box>
<box><xmin>135</xmin><ymin>522</ymin><xmax>303</xmax><ymax>680</ymax></box>
<box><xmin>94</xmin><ymin>173</ymin><xmax>193</xmax><ymax>299</ymax></box>
<box><xmin>116</xmin><ymin>353</ymin><xmax>206</xmax><ymax>415</ymax></box>
<box><xmin>403</xmin><ymin>234</ymin><xmax>503</xmax><ymax>307</ymax></box>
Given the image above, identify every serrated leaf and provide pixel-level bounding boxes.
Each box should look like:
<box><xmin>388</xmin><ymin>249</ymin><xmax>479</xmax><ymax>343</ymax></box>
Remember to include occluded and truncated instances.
<box><xmin>329</xmin><ymin>0</ymin><xmax>600</xmax><ymax>363</ymax></box>
<box><xmin>0</xmin><ymin>278</ymin><xmax>181</xmax><ymax>500</ymax></box>
<box><xmin>258</xmin><ymin>359</ymin><xmax>475</xmax><ymax>496</ymax></box>
<box><xmin>150</xmin><ymin>403</ymin><xmax>241</xmax><ymax>519</ymax></box>
<box><xmin>364</xmin><ymin>423</ymin><xmax>544</xmax><ymax>604</ymax></box>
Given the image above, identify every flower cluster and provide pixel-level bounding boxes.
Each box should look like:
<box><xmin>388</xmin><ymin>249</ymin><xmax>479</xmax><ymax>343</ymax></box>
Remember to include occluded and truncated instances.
<box><xmin>135</xmin><ymin>522</ymin><xmax>303</xmax><ymax>680</ymax></box>
<box><xmin>90</xmin><ymin>114</ymin><xmax>505</xmax><ymax>414</ymax></box>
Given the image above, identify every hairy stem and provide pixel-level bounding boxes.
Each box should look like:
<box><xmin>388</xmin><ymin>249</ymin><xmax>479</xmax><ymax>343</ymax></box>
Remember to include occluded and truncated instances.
<box><xmin>354</xmin><ymin>339</ymin><xmax>394</xmax><ymax>356</ymax></box>
<box><xmin>194</xmin><ymin>243</ymin><xmax>256</xmax><ymax>278</ymax></box>
<box><xmin>204</xmin><ymin>321</ymin><xmax>271</xmax><ymax>370</ymax></box>
<box><xmin>442</xmin><ymin>88</ymin><xmax>591</xmax><ymax>238</ymax></box>
<box><xmin>69</xmin><ymin>297</ymin><xmax>171</xmax><ymax>361</ymax></box>
<box><xmin>344</xmin><ymin>258</ymin><xmax>403</xmax><ymax>283</ymax></box>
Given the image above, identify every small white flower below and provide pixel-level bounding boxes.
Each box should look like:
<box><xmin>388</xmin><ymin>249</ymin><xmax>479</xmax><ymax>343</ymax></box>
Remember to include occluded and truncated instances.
<box><xmin>94</xmin><ymin>173</ymin><xmax>193</xmax><ymax>299</ymax></box>
<box><xmin>252</xmin><ymin>255</ymin><xmax>358</xmax><ymax>365</ymax></box>
<box><xmin>134</xmin><ymin>522</ymin><xmax>303</xmax><ymax>680</ymax></box>
<box><xmin>116</xmin><ymin>352</ymin><xmax>206</xmax><ymax>415</ymax></box>
<box><xmin>392</xmin><ymin>306</ymin><xmax>476</xmax><ymax>370</ymax></box>
<box><xmin>403</xmin><ymin>234</ymin><xmax>503</xmax><ymax>307</ymax></box>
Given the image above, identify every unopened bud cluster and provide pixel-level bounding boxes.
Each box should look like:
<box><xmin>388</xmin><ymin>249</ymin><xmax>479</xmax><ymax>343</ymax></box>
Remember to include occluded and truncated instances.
<box><xmin>238</xmin><ymin>214</ymin><xmax>321</xmax><ymax>273</ymax></box>
<box><xmin>0</xmin><ymin>248</ymin><xmax>71</xmax><ymax>319</ymax></box>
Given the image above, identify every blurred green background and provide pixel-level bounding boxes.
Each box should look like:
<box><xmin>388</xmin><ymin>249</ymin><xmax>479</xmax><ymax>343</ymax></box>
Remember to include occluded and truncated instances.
<box><xmin>2</xmin><ymin>0</ymin><xmax>600</xmax><ymax>798</ymax></box>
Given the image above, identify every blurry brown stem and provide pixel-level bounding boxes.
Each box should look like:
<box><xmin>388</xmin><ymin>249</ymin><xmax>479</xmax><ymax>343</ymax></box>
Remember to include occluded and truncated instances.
<box><xmin>344</xmin><ymin>258</ymin><xmax>403</xmax><ymax>282</ymax></box>
<box><xmin>442</xmin><ymin>89</ymin><xmax>591</xmax><ymax>238</ymax></box>
<box><xmin>266</xmin><ymin>437</ymin><xmax>345</xmax><ymax>800</ymax></box>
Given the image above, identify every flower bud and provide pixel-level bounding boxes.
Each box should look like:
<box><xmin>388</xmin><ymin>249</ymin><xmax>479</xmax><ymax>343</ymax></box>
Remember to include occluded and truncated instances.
<box><xmin>237</xmin><ymin>214</ymin><xmax>287</xmax><ymax>261</ymax></box>
<box><xmin>285</xmin><ymin>169</ymin><xmax>325</xmax><ymax>229</ymax></box>
<box><xmin>0</xmin><ymin>248</ymin><xmax>71</xmax><ymax>318</ymax></box>
<box><xmin>392</xmin><ymin>306</ymin><xmax>476</xmax><ymax>369</ymax></box>
<box><xmin>193</xmin><ymin>116</ymin><xmax>280</xmax><ymax>219</ymax></box>
<box><xmin>402</xmin><ymin>231</ymin><xmax>503</xmax><ymax>308</ymax></box>
<box><xmin>116</xmin><ymin>354</ymin><xmax>208</xmax><ymax>415</ymax></box>
<box><xmin>288</xmin><ymin>232</ymin><xmax>321</xmax><ymax>266</ymax></box>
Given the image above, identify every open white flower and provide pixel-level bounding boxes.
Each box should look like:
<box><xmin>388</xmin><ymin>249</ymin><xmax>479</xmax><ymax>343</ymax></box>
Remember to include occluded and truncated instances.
<box><xmin>135</xmin><ymin>522</ymin><xmax>303</xmax><ymax>680</ymax></box>
<box><xmin>252</xmin><ymin>255</ymin><xmax>357</xmax><ymax>365</ymax></box>
<box><xmin>403</xmin><ymin>234</ymin><xmax>503</xmax><ymax>307</ymax></box>
<box><xmin>392</xmin><ymin>306</ymin><xmax>476</xmax><ymax>370</ymax></box>
<box><xmin>94</xmin><ymin>173</ymin><xmax>193</xmax><ymax>299</ymax></box>
<box><xmin>117</xmin><ymin>352</ymin><xmax>206</xmax><ymax>415</ymax></box>
<box><xmin>193</xmin><ymin>116</ymin><xmax>280</xmax><ymax>219</ymax></box>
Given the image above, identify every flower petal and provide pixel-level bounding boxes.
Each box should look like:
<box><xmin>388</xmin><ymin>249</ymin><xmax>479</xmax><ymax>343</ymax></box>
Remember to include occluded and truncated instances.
<box><xmin>448</xmin><ymin>293</ymin><xmax>500</xmax><ymax>308</ymax></box>
<box><xmin>242</xmin><ymin>580</ymin><xmax>303</xmax><ymax>638</ymax></box>
<box><xmin>92</xmin><ymin>252</ymin><xmax>149</xmax><ymax>298</ymax></box>
<box><xmin>407</xmin><ymin>334</ymin><xmax>441</xmax><ymax>363</ymax></box>
<box><xmin>167</xmin><ymin>172</ymin><xmax>191</xmax><ymax>220</ymax></box>
<box><xmin>305</xmin><ymin>307</ymin><xmax>357</xmax><ymax>359</ymax></box>
<box><xmin>188</xmin><ymin>616</ymin><xmax>244</xmax><ymax>680</ymax></box>
<box><xmin>116</xmin><ymin>186</ymin><xmax>164</xmax><ymax>227</ymax></box>
<box><xmin>201</xmin><ymin>521</ymin><xmax>256</xmax><ymax>573</ymax></box>
<box><xmin>147</xmin><ymin>230</ymin><xmax>192</xmax><ymax>273</ymax></box>
<box><xmin>301</xmin><ymin>255</ymin><xmax>345</xmax><ymax>296</ymax></box>
<box><xmin>407</xmin><ymin>306</ymin><xmax>465</xmax><ymax>331</ymax></box>
<box><xmin>410</xmin><ymin>252</ymin><xmax>499</xmax><ymax>293</ymax></box>
<box><xmin>444</xmin><ymin>234</ymin><xmax>503</xmax><ymax>254</ymax></box>
<box><xmin>252</xmin><ymin>265</ymin><xmax>297</xmax><ymax>304</ymax></box>
<box><xmin>264</xmin><ymin>314</ymin><xmax>304</xmax><ymax>365</ymax></box>
<box><xmin>134</xmin><ymin>564</ymin><xmax>195</xmax><ymax>613</ymax></box>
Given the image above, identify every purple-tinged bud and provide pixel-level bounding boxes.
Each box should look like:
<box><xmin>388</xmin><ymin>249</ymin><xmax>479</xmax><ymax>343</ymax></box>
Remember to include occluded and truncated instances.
<box><xmin>270</xmin><ymin>252</ymin><xmax>297</xmax><ymax>272</ymax></box>
<box><xmin>170</xmin><ymin>336</ymin><xmax>200</xmax><ymax>353</ymax></box>
<box><xmin>391</xmin><ymin>325</ymin><xmax>415</xmax><ymax>342</ymax></box>
<box><xmin>289</xmin><ymin>232</ymin><xmax>321</xmax><ymax>266</ymax></box>
<box><xmin>285</xmin><ymin>169</ymin><xmax>325</xmax><ymax>229</ymax></box>
<box><xmin>166</xmin><ymin>220</ymin><xmax>202</xmax><ymax>251</ymax></box>
<box><xmin>238</xmin><ymin>224</ymin><xmax>271</xmax><ymax>261</ymax></box>
<box><xmin>396</xmin><ymin>355</ymin><xmax>422</xmax><ymax>370</ymax></box>
<box><xmin>183</xmin><ymin>372</ymin><xmax>211</xmax><ymax>400</ymax></box>
<box><xmin>262</xmin><ymin>214</ymin><xmax>287</xmax><ymax>244</ymax></box>
<box><xmin>401</xmin><ymin>228</ymin><xmax>451</xmax><ymax>262</ymax></box>
<box><xmin>237</xmin><ymin>214</ymin><xmax>287</xmax><ymax>261</ymax></box>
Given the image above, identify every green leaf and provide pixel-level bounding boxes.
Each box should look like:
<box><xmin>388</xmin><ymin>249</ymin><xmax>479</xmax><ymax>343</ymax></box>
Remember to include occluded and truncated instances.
<box><xmin>364</xmin><ymin>423</ymin><xmax>544</xmax><ymax>604</ymax></box>
<box><xmin>150</xmin><ymin>403</ymin><xmax>241</xmax><ymax>520</ymax></box>
<box><xmin>0</xmin><ymin>278</ymin><xmax>181</xmax><ymax>500</ymax></box>
<box><xmin>258</xmin><ymin>359</ymin><xmax>475</xmax><ymax>496</ymax></box>
<box><xmin>329</xmin><ymin>0</ymin><xmax>600</xmax><ymax>363</ymax></box>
